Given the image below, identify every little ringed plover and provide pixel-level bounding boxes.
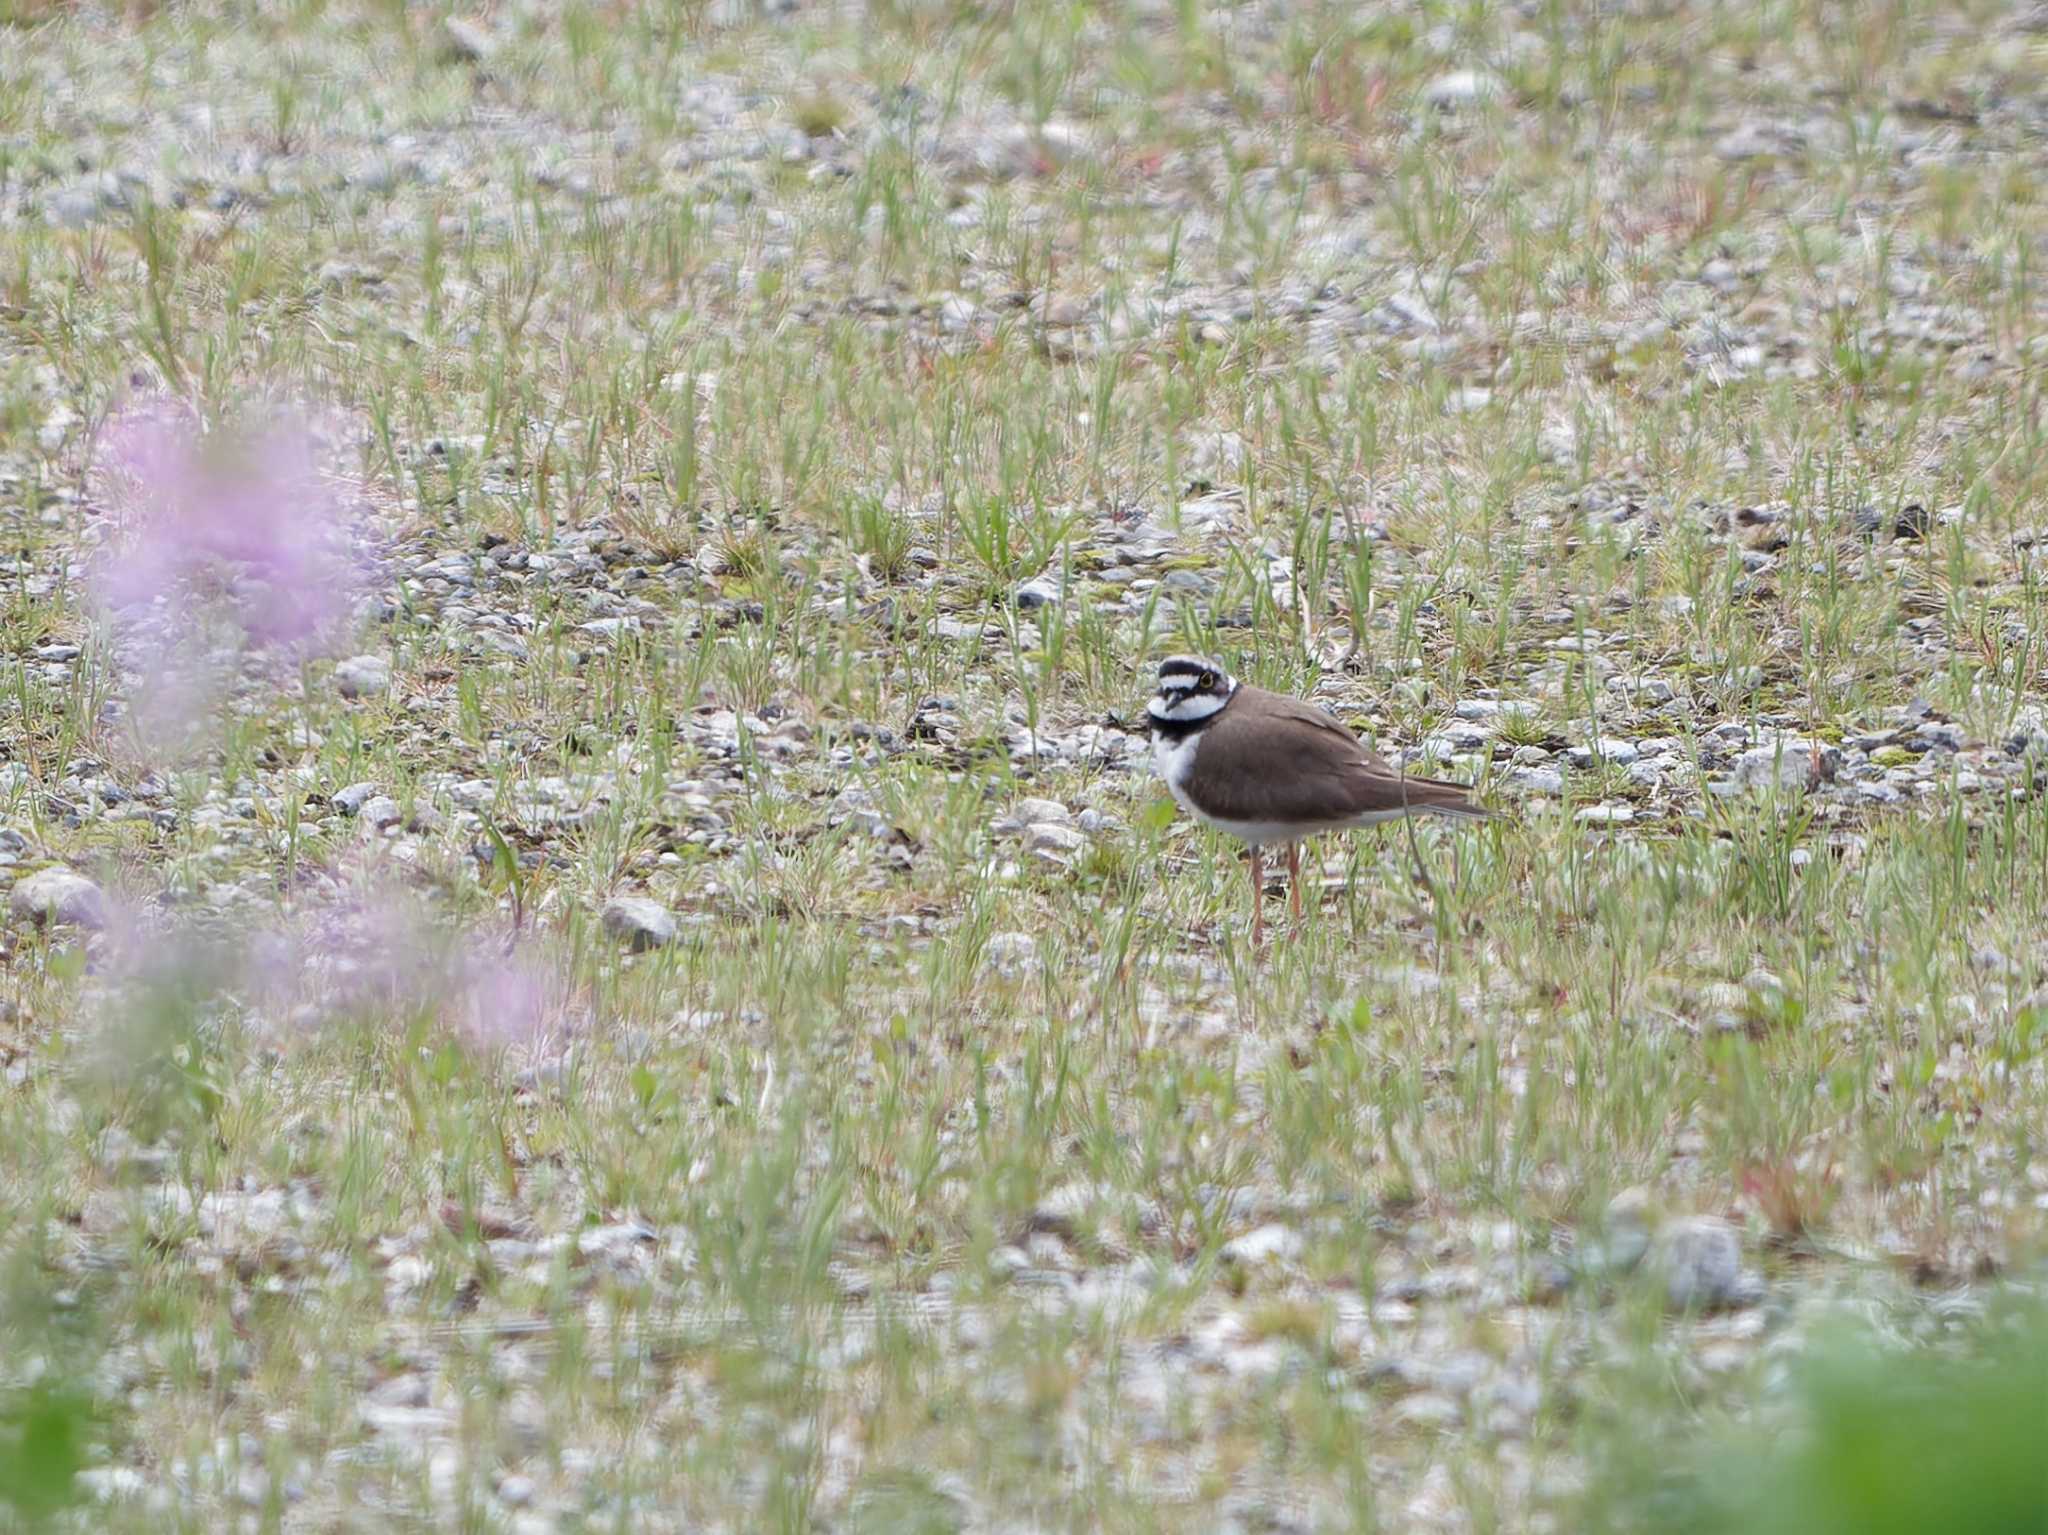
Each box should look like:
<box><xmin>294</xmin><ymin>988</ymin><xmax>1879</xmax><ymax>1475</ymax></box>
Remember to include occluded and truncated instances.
<box><xmin>1147</xmin><ymin>655</ymin><xmax>1494</xmax><ymax>944</ymax></box>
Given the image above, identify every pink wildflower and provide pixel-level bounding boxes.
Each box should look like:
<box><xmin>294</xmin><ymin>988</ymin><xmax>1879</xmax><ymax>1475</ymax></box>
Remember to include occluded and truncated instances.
<box><xmin>93</xmin><ymin>396</ymin><xmax>358</xmax><ymax>651</ymax></box>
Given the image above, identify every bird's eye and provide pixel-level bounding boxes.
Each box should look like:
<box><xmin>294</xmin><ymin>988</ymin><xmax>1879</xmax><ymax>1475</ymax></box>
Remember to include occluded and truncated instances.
<box><xmin>1198</xmin><ymin>671</ymin><xmax>1216</xmax><ymax>690</ymax></box>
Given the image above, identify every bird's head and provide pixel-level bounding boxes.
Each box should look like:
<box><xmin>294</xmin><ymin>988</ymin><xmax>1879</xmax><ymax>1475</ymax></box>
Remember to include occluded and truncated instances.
<box><xmin>1148</xmin><ymin>655</ymin><xmax>1236</xmax><ymax>725</ymax></box>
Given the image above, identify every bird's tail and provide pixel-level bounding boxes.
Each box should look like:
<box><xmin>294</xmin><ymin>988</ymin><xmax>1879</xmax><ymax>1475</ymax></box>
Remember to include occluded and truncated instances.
<box><xmin>1399</xmin><ymin>776</ymin><xmax>1501</xmax><ymax>820</ymax></box>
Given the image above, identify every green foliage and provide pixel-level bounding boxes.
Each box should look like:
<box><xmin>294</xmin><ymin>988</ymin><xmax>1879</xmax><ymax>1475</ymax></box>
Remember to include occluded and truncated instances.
<box><xmin>1586</xmin><ymin>1304</ymin><xmax>2048</xmax><ymax>1535</ymax></box>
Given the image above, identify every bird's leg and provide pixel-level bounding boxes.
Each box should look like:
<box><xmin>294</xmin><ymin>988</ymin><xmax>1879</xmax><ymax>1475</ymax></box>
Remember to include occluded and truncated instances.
<box><xmin>1249</xmin><ymin>846</ymin><xmax>1265</xmax><ymax>949</ymax></box>
<box><xmin>1287</xmin><ymin>842</ymin><xmax>1303</xmax><ymax>924</ymax></box>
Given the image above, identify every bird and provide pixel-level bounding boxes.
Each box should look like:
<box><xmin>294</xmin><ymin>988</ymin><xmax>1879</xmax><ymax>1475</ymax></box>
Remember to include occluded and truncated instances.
<box><xmin>1146</xmin><ymin>654</ymin><xmax>1495</xmax><ymax>945</ymax></box>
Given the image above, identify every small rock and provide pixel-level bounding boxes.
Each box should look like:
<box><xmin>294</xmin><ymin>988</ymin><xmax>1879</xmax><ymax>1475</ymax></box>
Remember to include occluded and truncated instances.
<box><xmin>1026</xmin><ymin>823</ymin><xmax>1086</xmax><ymax>858</ymax></box>
<box><xmin>1014</xmin><ymin>798</ymin><xmax>1071</xmax><ymax>826</ymax></box>
<box><xmin>1653</xmin><ymin>1216</ymin><xmax>1763</xmax><ymax>1310</ymax></box>
<box><xmin>331</xmin><ymin>782</ymin><xmax>380</xmax><ymax>816</ymax></box>
<box><xmin>358</xmin><ymin>796</ymin><xmax>404</xmax><ymax>831</ymax></box>
<box><xmin>1608</xmin><ymin>675</ymin><xmax>1676</xmax><ymax>704</ymax></box>
<box><xmin>1567</xmin><ymin>737</ymin><xmax>1640</xmax><ymax>767</ymax></box>
<box><xmin>332</xmin><ymin>655</ymin><xmax>392</xmax><ymax>698</ymax></box>
<box><xmin>1013</xmin><ymin>578</ymin><xmax>1061</xmax><ymax>610</ymax></box>
<box><xmin>1422</xmin><ymin>70</ymin><xmax>1504</xmax><ymax>110</ymax></box>
<box><xmin>1599</xmin><ymin>1186</ymin><xmax>1657</xmax><ymax>1273</ymax></box>
<box><xmin>497</xmin><ymin>1474</ymin><xmax>537</xmax><ymax>1509</ymax></box>
<box><xmin>9</xmin><ymin>867</ymin><xmax>105</xmax><ymax>928</ymax></box>
<box><xmin>600</xmin><ymin>897</ymin><xmax>677</xmax><ymax>951</ymax></box>
<box><xmin>1576</xmin><ymin>804</ymin><xmax>1635</xmax><ymax>826</ymax></box>
<box><xmin>1222</xmin><ymin>1223</ymin><xmax>1303</xmax><ymax>1264</ymax></box>
<box><xmin>1734</xmin><ymin>737</ymin><xmax>1837</xmax><ymax>790</ymax></box>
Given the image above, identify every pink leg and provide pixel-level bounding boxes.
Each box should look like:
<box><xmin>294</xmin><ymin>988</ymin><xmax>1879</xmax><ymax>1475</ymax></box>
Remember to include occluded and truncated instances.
<box><xmin>1249</xmin><ymin>847</ymin><xmax>1265</xmax><ymax>949</ymax></box>
<box><xmin>1288</xmin><ymin>842</ymin><xmax>1303</xmax><ymax>924</ymax></box>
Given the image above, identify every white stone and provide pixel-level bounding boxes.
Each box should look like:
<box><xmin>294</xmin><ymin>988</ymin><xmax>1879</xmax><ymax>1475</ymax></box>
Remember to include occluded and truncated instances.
<box><xmin>1575</xmin><ymin>804</ymin><xmax>1635</xmax><ymax>826</ymax></box>
<box><xmin>1422</xmin><ymin>70</ymin><xmax>1504</xmax><ymax>109</ymax></box>
<box><xmin>1222</xmin><ymin>1223</ymin><xmax>1304</xmax><ymax>1264</ymax></box>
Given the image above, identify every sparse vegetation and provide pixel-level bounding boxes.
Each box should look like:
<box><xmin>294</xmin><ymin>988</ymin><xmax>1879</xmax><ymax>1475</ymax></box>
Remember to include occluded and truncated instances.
<box><xmin>0</xmin><ymin>1</ymin><xmax>2044</xmax><ymax>1530</ymax></box>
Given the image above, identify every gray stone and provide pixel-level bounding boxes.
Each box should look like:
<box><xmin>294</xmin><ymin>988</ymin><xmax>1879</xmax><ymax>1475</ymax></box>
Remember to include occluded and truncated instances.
<box><xmin>1025</xmin><ymin>823</ymin><xmax>1086</xmax><ymax>858</ymax></box>
<box><xmin>1598</xmin><ymin>1186</ymin><xmax>1656</xmax><ymax>1273</ymax></box>
<box><xmin>1013</xmin><ymin>578</ymin><xmax>1061</xmax><ymax>610</ymax></box>
<box><xmin>600</xmin><ymin>896</ymin><xmax>677</xmax><ymax>951</ymax></box>
<box><xmin>331</xmin><ymin>782</ymin><xmax>380</xmax><ymax>816</ymax></box>
<box><xmin>1734</xmin><ymin>736</ymin><xmax>1837</xmax><ymax>790</ymax></box>
<box><xmin>359</xmin><ymin>796</ymin><xmax>404</xmax><ymax>831</ymax></box>
<box><xmin>332</xmin><ymin>655</ymin><xmax>393</xmax><ymax>698</ymax></box>
<box><xmin>1567</xmin><ymin>737</ymin><xmax>1640</xmax><ymax>767</ymax></box>
<box><xmin>1654</xmin><ymin>1216</ymin><xmax>1763</xmax><ymax>1310</ymax></box>
<box><xmin>9</xmin><ymin>867</ymin><xmax>105</xmax><ymax>928</ymax></box>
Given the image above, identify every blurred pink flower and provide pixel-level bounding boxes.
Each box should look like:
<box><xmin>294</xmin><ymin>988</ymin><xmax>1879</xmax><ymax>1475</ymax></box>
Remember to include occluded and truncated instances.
<box><xmin>294</xmin><ymin>889</ymin><xmax>567</xmax><ymax>1054</ymax></box>
<box><xmin>447</xmin><ymin>942</ymin><xmax>557</xmax><ymax>1050</ymax></box>
<box><xmin>91</xmin><ymin>882</ymin><xmax>571</xmax><ymax>1069</ymax></box>
<box><xmin>93</xmin><ymin>396</ymin><xmax>358</xmax><ymax>651</ymax></box>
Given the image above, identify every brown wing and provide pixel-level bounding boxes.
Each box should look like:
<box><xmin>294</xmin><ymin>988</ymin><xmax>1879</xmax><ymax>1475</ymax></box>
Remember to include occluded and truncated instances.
<box><xmin>1194</xmin><ymin>689</ymin><xmax>1492</xmax><ymax>824</ymax></box>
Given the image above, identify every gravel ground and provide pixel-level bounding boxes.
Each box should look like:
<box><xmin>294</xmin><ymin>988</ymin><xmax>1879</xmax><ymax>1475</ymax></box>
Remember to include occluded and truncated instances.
<box><xmin>2</xmin><ymin>2</ymin><xmax>2046</xmax><ymax>1530</ymax></box>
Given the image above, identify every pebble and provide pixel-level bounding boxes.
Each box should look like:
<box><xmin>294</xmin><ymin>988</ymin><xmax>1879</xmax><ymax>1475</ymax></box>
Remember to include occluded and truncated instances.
<box><xmin>331</xmin><ymin>782</ymin><xmax>381</xmax><ymax>816</ymax></box>
<box><xmin>1221</xmin><ymin>1223</ymin><xmax>1303</xmax><ymax>1264</ymax></box>
<box><xmin>359</xmin><ymin>796</ymin><xmax>404</xmax><ymax>831</ymax></box>
<box><xmin>1575</xmin><ymin>804</ymin><xmax>1635</xmax><ymax>826</ymax></box>
<box><xmin>599</xmin><ymin>896</ymin><xmax>678</xmax><ymax>951</ymax></box>
<box><xmin>1733</xmin><ymin>736</ymin><xmax>1837</xmax><ymax>790</ymax></box>
<box><xmin>1012</xmin><ymin>578</ymin><xmax>1061</xmax><ymax>609</ymax></box>
<box><xmin>1567</xmin><ymin>737</ymin><xmax>1640</xmax><ymax>767</ymax></box>
<box><xmin>1026</xmin><ymin>823</ymin><xmax>1086</xmax><ymax>861</ymax></box>
<box><xmin>1422</xmin><ymin>70</ymin><xmax>1504</xmax><ymax>110</ymax></box>
<box><xmin>9</xmin><ymin>867</ymin><xmax>106</xmax><ymax>927</ymax></box>
<box><xmin>1654</xmin><ymin>1216</ymin><xmax>1764</xmax><ymax>1311</ymax></box>
<box><xmin>332</xmin><ymin>655</ymin><xmax>393</xmax><ymax>698</ymax></box>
